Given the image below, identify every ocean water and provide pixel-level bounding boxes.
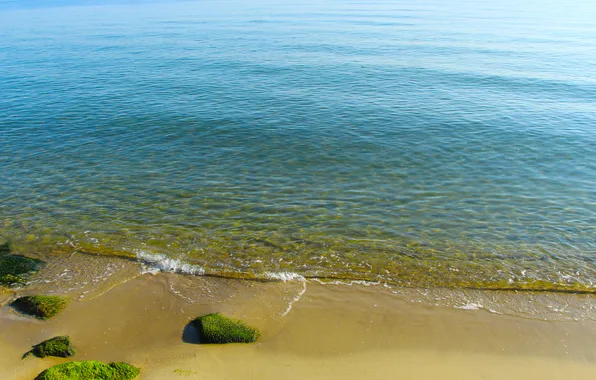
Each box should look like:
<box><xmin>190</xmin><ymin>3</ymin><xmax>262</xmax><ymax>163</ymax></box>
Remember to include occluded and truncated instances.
<box><xmin>1</xmin><ymin>0</ymin><xmax>596</xmax><ymax>291</ymax></box>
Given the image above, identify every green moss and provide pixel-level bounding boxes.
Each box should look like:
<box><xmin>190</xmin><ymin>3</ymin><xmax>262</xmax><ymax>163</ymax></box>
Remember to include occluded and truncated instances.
<box><xmin>0</xmin><ymin>242</ymin><xmax>10</xmax><ymax>254</ymax></box>
<box><xmin>173</xmin><ymin>369</ymin><xmax>196</xmax><ymax>376</ymax></box>
<box><xmin>0</xmin><ymin>242</ymin><xmax>45</xmax><ymax>286</ymax></box>
<box><xmin>192</xmin><ymin>313</ymin><xmax>260</xmax><ymax>344</ymax></box>
<box><xmin>35</xmin><ymin>361</ymin><xmax>140</xmax><ymax>380</ymax></box>
<box><xmin>24</xmin><ymin>336</ymin><xmax>75</xmax><ymax>359</ymax></box>
<box><xmin>11</xmin><ymin>295</ymin><xmax>69</xmax><ymax>319</ymax></box>
<box><xmin>107</xmin><ymin>362</ymin><xmax>140</xmax><ymax>379</ymax></box>
<box><xmin>1</xmin><ymin>273</ymin><xmax>27</xmax><ymax>285</ymax></box>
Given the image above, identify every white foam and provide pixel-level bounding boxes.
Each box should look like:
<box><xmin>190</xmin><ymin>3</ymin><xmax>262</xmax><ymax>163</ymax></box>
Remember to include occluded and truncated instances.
<box><xmin>264</xmin><ymin>271</ymin><xmax>305</xmax><ymax>282</ymax></box>
<box><xmin>135</xmin><ymin>251</ymin><xmax>205</xmax><ymax>276</ymax></box>
<box><xmin>456</xmin><ymin>302</ymin><xmax>501</xmax><ymax>314</ymax></box>
<box><xmin>310</xmin><ymin>278</ymin><xmax>381</xmax><ymax>287</ymax></box>
<box><xmin>456</xmin><ymin>302</ymin><xmax>483</xmax><ymax>310</ymax></box>
<box><xmin>168</xmin><ymin>281</ymin><xmax>194</xmax><ymax>304</ymax></box>
<box><xmin>262</xmin><ymin>272</ymin><xmax>307</xmax><ymax>317</ymax></box>
<box><xmin>141</xmin><ymin>266</ymin><xmax>161</xmax><ymax>275</ymax></box>
<box><xmin>282</xmin><ymin>280</ymin><xmax>307</xmax><ymax>317</ymax></box>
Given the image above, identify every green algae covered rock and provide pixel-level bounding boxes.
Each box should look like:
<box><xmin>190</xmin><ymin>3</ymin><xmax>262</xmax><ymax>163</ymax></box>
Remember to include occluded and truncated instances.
<box><xmin>192</xmin><ymin>313</ymin><xmax>260</xmax><ymax>344</ymax></box>
<box><xmin>35</xmin><ymin>361</ymin><xmax>140</xmax><ymax>380</ymax></box>
<box><xmin>11</xmin><ymin>295</ymin><xmax>69</xmax><ymax>319</ymax></box>
<box><xmin>0</xmin><ymin>242</ymin><xmax>44</xmax><ymax>286</ymax></box>
<box><xmin>24</xmin><ymin>336</ymin><xmax>75</xmax><ymax>359</ymax></box>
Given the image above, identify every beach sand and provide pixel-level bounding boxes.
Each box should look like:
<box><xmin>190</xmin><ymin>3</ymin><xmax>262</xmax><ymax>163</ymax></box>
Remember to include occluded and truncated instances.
<box><xmin>1</xmin><ymin>270</ymin><xmax>595</xmax><ymax>380</ymax></box>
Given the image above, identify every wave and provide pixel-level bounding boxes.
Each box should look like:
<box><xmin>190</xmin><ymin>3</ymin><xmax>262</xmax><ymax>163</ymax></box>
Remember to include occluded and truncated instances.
<box><xmin>263</xmin><ymin>271</ymin><xmax>306</xmax><ymax>282</ymax></box>
<box><xmin>135</xmin><ymin>251</ymin><xmax>206</xmax><ymax>276</ymax></box>
<box><xmin>455</xmin><ymin>302</ymin><xmax>500</xmax><ymax>314</ymax></box>
<box><xmin>262</xmin><ymin>272</ymin><xmax>307</xmax><ymax>317</ymax></box>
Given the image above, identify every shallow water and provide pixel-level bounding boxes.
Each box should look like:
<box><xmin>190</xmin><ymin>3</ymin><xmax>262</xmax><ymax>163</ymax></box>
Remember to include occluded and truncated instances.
<box><xmin>1</xmin><ymin>0</ymin><xmax>596</xmax><ymax>291</ymax></box>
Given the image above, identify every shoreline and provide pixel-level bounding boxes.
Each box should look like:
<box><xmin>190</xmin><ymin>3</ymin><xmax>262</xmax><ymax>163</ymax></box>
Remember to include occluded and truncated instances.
<box><xmin>5</xmin><ymin>251</ymin><xmax>595</xmax><ymax>323</ymax></box>
<box><xmin>1</xmin><ymin>264</ymin><xmax>595</xmax><ymax>379</ymax></box>
<box><xmin>6</xmin><ymin>243</ymin><xmax>596</xmax><ymax>295</ymax></box>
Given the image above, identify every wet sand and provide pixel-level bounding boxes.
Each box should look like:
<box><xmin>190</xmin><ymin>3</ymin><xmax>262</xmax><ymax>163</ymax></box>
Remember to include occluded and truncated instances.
<box><xmin>1</xmin><ymin>272</ymin><xmax>595</xmax><ymax>379</ymax></box>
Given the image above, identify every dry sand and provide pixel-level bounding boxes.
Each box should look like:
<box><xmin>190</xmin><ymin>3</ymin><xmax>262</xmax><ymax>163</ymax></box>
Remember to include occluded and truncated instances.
<box><xmin>1</xmin><ymin>272</ymin><xmax>595</xmax><ymax>379</ymax></box>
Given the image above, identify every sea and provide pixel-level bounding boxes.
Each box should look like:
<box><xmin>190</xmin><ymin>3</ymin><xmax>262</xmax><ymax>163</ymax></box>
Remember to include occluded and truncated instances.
<box><xmin>1</xmin><ymin>0</ymin><xmax>596</xmax><ymax>292</ymax></box>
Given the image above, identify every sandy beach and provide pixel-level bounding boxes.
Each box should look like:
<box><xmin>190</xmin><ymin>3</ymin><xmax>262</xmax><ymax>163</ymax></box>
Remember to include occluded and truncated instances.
<box><xmin>1</xmin><ymin>262</ymin><xmax>595</xmax><ymax>380</ymax></box>
<box><xmin>3</xmin><ymin>0</ymin><xmax>596</xmax><ymax>378</ymax></box>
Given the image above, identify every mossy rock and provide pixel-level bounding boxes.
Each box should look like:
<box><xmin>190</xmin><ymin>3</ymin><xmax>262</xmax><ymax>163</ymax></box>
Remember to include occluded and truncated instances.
<box><xmin>0</xmin><ymin>242</ymin><xmax>10</xmax><ymax>255</ymax></box>
<box><xmin>0</xmin><ymin>242</ymin><xmax>45</xmax><ymax>286</ymax></box>
<box><xmin>35</xmin><ymin>361</ymin><xmax>140</xmax><ymax>380</ymax></box>
<box><xmin>191</xmin><ymin>313</ymin><xmax>260</xmax><ymax>344</ymax></box>
<box><xmin>24</xmin><ymin>336</ymin><xmax>75</xmax><ymax>359</ymax></box>
<box><xmin>11</xmin><ymin>295</ymin><xmax>69</xmax><ymax>319</ymax></box>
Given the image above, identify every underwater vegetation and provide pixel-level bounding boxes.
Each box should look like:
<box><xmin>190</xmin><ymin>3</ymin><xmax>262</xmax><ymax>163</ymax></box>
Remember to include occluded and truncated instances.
<box><xmin>35</xmin><ymin>361</ymin><xmax>140</xmax><ymax>380</ymax></box>
<box><xmin>0</xmin><ymin>242</ymin><xmax>44</xmax><ymax>286</ymax></box>
<box><xmin>11</xmin><ymin>295</ymin><xmax>69</xmax><ymax>320</ymax></box>
<box><xmin>192</xmin><ymin>313</ymin><xmax>260</xmax><ymax>344</ymax></box>
<box><xmin>24</xmin><ymin>336</ymin><xmax>75</xmax><ymax>359</ymax></box>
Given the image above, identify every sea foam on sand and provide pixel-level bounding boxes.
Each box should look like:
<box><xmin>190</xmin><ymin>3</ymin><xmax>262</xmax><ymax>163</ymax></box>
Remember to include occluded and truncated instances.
<box><xmin>136</xmin><ymin>251</ymin><xmax>205</xmax><ymax>276</ymax></box>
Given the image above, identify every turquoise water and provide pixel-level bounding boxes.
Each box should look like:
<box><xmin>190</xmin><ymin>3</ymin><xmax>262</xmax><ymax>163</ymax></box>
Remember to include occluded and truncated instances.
<box><xmin>1</xmin><ymin>0</ymin><xmax>596</xmax><ymax>291</ymax></box>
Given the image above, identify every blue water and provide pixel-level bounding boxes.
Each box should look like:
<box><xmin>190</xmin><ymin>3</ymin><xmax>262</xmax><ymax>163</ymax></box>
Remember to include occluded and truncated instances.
<box><xmin>1</xmin><ymin>0</ymin><xmax>596</xmax><ymax>290</ymax></box>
